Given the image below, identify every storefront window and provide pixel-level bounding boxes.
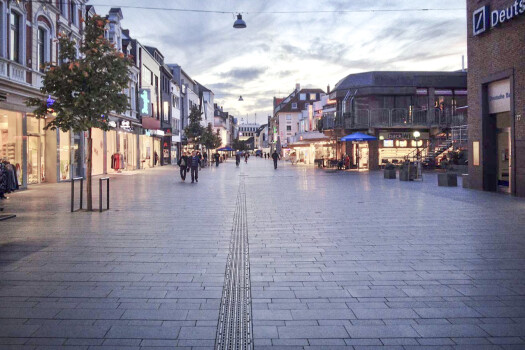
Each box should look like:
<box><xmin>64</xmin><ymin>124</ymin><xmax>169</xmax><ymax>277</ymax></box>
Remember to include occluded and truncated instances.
<box><xmin>0</xmin><ymin>111</ymin><xmax>23</xmax><ymax>185</ymax></box>
<box><xmin>59</xmin><ymin>130</ymin><xmax>71</xmax><ymax>180</ymax></box>
<box><xmin>27</xmin><ymin>116</ymin><xmax>46</xmax><ymax>184</ymax></box>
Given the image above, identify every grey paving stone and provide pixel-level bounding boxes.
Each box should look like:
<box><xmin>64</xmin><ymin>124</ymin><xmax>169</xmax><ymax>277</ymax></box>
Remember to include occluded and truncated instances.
<box><xmin>344</xmin><ymin>325</ymin><xmax>419</xmax><ymax>338</ymax></box>
<box><xmin>177</xmin><ymin>326</ymin><xmax>216</xmax><ymax>339</ymax></box>
<box><xmin>277</xmin><ymin>326</ymin><xmax>349</xmax><ymax>338</ymax></box>
<box><xmin>0</xmin><ymin>325</ymin><xmax>40</xmax><ymax>337</ymax></box>
<box><xmin>105</xmin><ymin>325</ymin><xmax>180</xmax><ymax>339</ymax></box>
<box><xmin>352</xmin><ymin>308</ymin><xmax>418</xmax><ymax>319</ymax></box>
<box><xmin>412</xmin><ymin>324</ymin><xmax>488</xmax><ymax>337</ymax></box>
<box><xmin>32</xmin><ymin>325</ymin><xmax>110</xmax><ymax>338</ymax></box>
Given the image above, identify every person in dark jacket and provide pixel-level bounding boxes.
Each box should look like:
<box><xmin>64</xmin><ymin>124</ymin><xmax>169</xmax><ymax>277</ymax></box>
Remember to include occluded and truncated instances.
<box><xmin>235</xmin><ymin>152</ymin><xmax>241</xmax><ymax>166</ymax></box>
<box><xmin>214</xmin><ymin>152</ymin><xmax>220</xmax><ymax>167</ymax></box>
<box><xmin>190</xmin><ymin>151</ymin><xmax>201</xmax><ymax>183</ymax></box>
<box><xmin>177</xmin><ymin>152</ymin><xmax>189</xmax><ymax>181</ymax></box>
<box><xmin>272</xmin><ymin>150</ymin><xmax>280</xmax><ymax>169</ymax></box>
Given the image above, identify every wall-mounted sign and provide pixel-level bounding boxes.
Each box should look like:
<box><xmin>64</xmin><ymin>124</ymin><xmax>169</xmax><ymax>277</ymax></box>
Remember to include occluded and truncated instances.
<box><xmin>139</xmin><ymin>89</ymin><xmax>151</xmax><ymax>116</ymax></box>
<box><xmin>473</xmin><ymin>1</ymin><xmax>525</xmax><ymax>36</ymax></box>
<box><xmin>488</xmin><ymin>79</ymin><xmax>511</xmax><ymax>114</ymax></box>
<box><xmin>379</xmin><ymin>131</ymin><xmax>429</xmax><ymax>140</ymax></box>
<box><xmin>108</xmin><ymin>121</ymin><xmax>117</xmax><ymax>128</ymax></box>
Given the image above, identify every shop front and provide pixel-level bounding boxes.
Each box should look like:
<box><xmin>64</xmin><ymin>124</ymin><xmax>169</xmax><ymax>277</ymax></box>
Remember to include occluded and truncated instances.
<box><xmin>107</xmin><ymin>120</ymin><xmax>139</xmax><ymax>173</ymax></box>
<box><xmin>378</xmin><ymin>130</ymin><xmax>428</xmax><ymax>166</ymax></box>
<box><xmin>139</xmin><ymin>130</ymin><xmax>162</xmax><ymax>168</ymax></box>
<box><xmin>0</xmin><ymin>110</ymin><xmax>24</xmax><ymax>187</ymax></box>
<box><xmin>467</xmin><ymin>0</ymin><xmax>524</xmax><ymax>196</ymax></box>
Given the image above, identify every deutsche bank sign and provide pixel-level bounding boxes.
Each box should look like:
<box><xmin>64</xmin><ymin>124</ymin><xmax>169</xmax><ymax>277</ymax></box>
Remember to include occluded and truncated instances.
<box><xmin>473</xmin><ymin>1</ymin><xmax>525</xmax><ymax>36</ymax></box>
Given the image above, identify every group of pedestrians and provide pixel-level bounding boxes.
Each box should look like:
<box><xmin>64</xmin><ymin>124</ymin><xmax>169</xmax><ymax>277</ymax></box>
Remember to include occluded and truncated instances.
<box><xmin>177</xmin><ymin>149</ymin><xmax>283</xmax><ymax>183</ymax></box>
<box><xmin>177</xmin><ymin>151</ymin><xmax>201</xmax><ymax>183</ymax></box>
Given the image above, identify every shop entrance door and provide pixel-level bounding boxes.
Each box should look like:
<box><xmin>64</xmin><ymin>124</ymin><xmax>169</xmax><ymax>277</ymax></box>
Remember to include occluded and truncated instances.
<box><xmin>497</xmin><ymin>127</ymin><xmax>511</xmax><ymax>193</ymax></box>
<box><xmin>27</xmin><ymin>136</ymin><xmax>44</xmax><ymax>184</ymax></box>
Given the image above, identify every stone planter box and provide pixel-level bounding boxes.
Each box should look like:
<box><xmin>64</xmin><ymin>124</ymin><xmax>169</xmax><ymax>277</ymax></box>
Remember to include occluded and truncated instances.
<box><xmin>384</xmin><ymin>169</ymin><xmax>396</xmax><ymax>179</ymax></box>
<box><xmin>399</xmin><ymin>170</ymin><xmax>409</xmax><ymax>181</ymax></box>
<box><xmin>462</xmin><ymin>174</ymin><xmax>469</xmax><ymax>188</ymax></box>
<box><xmin>438</xmin><ymin>173</ymin><xmax>457</xmax><ymax>187</ymax></box>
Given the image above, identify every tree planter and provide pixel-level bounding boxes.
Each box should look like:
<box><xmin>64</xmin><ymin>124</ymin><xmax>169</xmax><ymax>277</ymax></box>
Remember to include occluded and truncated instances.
<box><xmin>462</xmin><ymin>174</ymin><xmax>469</xmax><ymax>188</ymax></box>
<box><xmin>399</xmin><ymin>169</ymin><xmax>409</xmax><ymax>181</ymax></box>
<box><xmin>384</xmin><ymin>169</ymin><xmax>396</xmax><ymax>179</ymax></box>
<box><xmin>438</xmin><ymin>173</ymin><xmax>457</xmax><ymax>187</ymax></box>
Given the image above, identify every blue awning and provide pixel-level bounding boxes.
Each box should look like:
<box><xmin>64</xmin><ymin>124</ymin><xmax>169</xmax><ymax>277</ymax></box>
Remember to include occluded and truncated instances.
<box><xmin>340</xmin><ymin>132</ymin><xmax>377</xmax><ymax>142</ymax></box>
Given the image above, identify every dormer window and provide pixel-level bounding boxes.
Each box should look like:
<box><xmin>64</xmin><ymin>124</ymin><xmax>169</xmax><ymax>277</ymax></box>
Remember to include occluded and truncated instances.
<box><xmin>292</xmin><ymin>103</ymin><xmax>297</xmax><ymax>109</ymax></box>
<box><xmin>299</xmin><ymin>93</ymin><xmax>306</xmax><ymax>101</ymax></box>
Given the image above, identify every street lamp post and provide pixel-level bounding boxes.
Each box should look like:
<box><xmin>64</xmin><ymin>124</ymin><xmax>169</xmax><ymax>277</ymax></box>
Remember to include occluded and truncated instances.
<box><xmin>413</xmin><ymin>130</ymin><xmax>421</xmax><ymax>161</ymax></box>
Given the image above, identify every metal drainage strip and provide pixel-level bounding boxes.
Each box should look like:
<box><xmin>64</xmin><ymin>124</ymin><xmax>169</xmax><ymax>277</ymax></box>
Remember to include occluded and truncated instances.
<box><xmin>215</xmin><ymin>179</ymin><xmax>253</xmax><ymax>350</ymax></box>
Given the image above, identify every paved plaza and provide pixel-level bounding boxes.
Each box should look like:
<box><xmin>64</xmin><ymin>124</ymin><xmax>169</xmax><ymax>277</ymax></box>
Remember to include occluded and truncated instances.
<box><xmin>1</xmin><ymin>158</ymin><xmax>525</xmax><ymax>349</ymax></box>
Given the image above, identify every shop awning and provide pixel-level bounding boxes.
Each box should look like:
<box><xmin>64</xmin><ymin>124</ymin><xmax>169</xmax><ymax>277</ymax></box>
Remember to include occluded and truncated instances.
<box><xmin>217</xmin><ymin>146</ymin><xmax>234</xmax><ymax>151</ymax></box>
<box><xmin>340</xmin><ymin>132</ymin><xmax>377</xmax><ymax>142</ymax></box>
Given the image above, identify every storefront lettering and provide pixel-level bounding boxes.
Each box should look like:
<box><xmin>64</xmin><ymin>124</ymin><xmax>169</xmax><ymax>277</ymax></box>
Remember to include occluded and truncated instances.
<box><xmin>473</xmin><ymin>1</ymin><xmax>525</xmax><ymax>36</ymax></box>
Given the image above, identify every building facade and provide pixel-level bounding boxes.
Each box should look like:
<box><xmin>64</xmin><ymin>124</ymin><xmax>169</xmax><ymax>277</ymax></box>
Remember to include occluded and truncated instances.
<box><xmin>326</xmin><ymin>71</ymin><xmax>468</xmax><ymax>170</ymax></box>
<box><xmin>467</xmin><ymin>0</ymin><xmax>525</xmax><ymax>196</ymax></box>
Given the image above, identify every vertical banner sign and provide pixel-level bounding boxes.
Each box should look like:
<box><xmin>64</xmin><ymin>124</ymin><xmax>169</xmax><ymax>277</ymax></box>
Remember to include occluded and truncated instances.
<box><xmin>139</xmin><ymin>89</ymin><xmax>151</xmax><ymax>116</ymax></box>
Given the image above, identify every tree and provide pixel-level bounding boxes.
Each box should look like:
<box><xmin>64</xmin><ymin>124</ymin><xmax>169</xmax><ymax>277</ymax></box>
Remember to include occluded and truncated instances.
<box><xmin>184</xmin><ymin>105</ymin><xmax>204</xmax><ymax>145</ymax></box>
<box><xmin>27</xmin><ymin>15</ymin><xmax>133</xmax><ymax>211</ymax></box>
<box><xmin>201</xmin><ymin>123</ymin><xmax>222</xmax><ymax>153</ymax></box>
<box><xmin>232</xmin><ymin>137</ymin><xmax>247</xmax><ymax>151</ymax></box>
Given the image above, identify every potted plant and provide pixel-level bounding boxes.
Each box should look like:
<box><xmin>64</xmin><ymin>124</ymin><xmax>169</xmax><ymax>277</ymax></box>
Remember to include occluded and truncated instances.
<box><xmin>384</xmin><ymin>162</ymin><xmax>396</xmax><ymax>179</ymax></box>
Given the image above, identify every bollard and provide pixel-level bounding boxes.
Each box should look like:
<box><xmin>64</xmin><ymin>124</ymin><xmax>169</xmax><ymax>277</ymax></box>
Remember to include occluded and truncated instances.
<box><xmin>71</xmin><ymin>177</ymin><xmax>84</xmax><ymax>212</ymax></box>
<box><xmin>99</xmin><ymin>178</ymin><xmax>110</xmax><ymax>212</ymax></box>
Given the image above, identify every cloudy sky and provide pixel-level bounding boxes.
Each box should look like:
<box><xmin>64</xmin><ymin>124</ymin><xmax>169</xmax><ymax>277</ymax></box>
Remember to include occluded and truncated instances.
<box><xmin>89</xmin><ymin>0</ymin><xmax>467</xmax><ymax>124</ymax></box>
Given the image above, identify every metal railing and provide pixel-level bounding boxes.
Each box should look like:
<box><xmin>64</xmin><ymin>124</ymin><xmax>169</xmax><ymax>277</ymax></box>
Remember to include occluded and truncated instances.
<box><xmin>99</xmin><ymin>178</ymin><xmax>110</xmax><ymax>212</ymax></box>
<box><xmin>71</xmin><ymin>177</ymin><xmax>84</xmax><ymax>212</ymax></box>
<box><xmin>322</xmin><ymin>108</ymin><xmax>468</xmax><ymax>130</ymax></box>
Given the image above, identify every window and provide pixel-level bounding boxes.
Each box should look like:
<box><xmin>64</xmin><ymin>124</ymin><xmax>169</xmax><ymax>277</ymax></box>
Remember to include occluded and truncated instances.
<box><xmin>292</xmin><ymin>103</ymin><xmax>298</xmax><ymax>109</ymax></box>
<box><xmin>60</xmin><ymin>0</ymin><xmax>68</xmax><ymax>18</ymax></box>
<box><xmin>70</xmin><ymin>1</ymin><xmax>78</xmax><ymax>27</ymax></box>
<box><xmin>286</xmin><ymin>114</ymin><xmax>291</xmax><ymax>120</ymax></box>
<box><xmin>299</xmin><ymin>93</ymin><xmax>306</xmax><ymax>100</ymax></box>
<box><xmin>37</xmin><ymin>27</ymin><xmax>46</xmax><ymax>72</ymax></box>
<box><xmin>9</xmin><ymin>11</ymin><xmax>21</xmax><ymax>63</ymax></box>
<box><xmin>309</xmin><ymin>93</ymin><xmax>317</xmax><ymax>100</ymax></box>
<box><xmin>286</xmin><ymin>126</ymin><xmax>292</xmax><ymax>131</ymax></box>
<box><xmin>0</xmin><ymin>1</ymin><xmax>4</xmax><ymax>58</ymax></box>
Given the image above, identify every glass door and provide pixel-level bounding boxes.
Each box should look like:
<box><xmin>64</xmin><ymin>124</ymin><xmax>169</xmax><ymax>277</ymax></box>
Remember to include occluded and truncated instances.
<box><xmin>27</xmin><ymin>136</ymin><xmax>41</xmax><ymax>184</ymax></box>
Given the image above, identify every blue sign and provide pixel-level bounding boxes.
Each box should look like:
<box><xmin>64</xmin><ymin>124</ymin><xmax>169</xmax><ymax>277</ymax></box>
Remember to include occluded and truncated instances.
<box><xmin>473</xmin><ymin>6</ymin><xmax>489</xmax><ymax>36</ymax></box>
<box><xmin>46</xmin><ymin>95</ymin><xmax>55</xmax><ymax>108</ymax></box>
<box><xmin>473</xmin><ymin>1</ymin><xmax>525</xmax><ymax>36</ymax></box>
<box><xmin>139</xmin><ymin>89</ymin><xmax>151</xmax><ymax>116</ymax></box>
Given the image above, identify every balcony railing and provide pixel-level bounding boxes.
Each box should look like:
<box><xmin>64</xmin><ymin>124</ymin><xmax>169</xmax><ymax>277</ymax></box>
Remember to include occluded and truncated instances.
<box><xmin>0</xmin><ymin>58</ymin><xmax>30</xmax><ymax>85</ymax></box>
<box><xmin>323</xmin><ymin>108</ymin><xmax>468</xmax><ymax>130</ymax></box>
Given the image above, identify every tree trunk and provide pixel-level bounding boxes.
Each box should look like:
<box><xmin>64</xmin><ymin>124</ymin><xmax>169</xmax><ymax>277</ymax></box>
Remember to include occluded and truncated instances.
<box><xmin>86</xmin><ymin>128</ymin><xmax>93</xmax><ymax>211</ymax></box>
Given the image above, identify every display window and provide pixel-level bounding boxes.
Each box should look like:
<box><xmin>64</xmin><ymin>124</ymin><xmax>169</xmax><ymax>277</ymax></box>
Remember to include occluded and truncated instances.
<box><xmin>26</xmin><ymin>116</ymin><xmax>46</xmax><ymax>184</ymax></box>
<box><xmin>0</xmin><ymin>110</ymin><xmax>23</xmax><ymax>185</ymax></box>
<box><xmin>59</xmin><ymin>130</ymin><xmax>71</xmax><ymax>181</ymax></box>
<box><xmin>140</xmin><ymin>135</ymin><xmax>153</xmax><ymax>168</ymax></box>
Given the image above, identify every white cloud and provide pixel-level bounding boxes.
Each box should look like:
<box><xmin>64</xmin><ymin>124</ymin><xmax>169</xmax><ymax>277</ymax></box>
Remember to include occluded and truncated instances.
<box><xmin>88</xmin><ymin>0</ymin><xmax>467</xmax><ymax>123</ymax></box>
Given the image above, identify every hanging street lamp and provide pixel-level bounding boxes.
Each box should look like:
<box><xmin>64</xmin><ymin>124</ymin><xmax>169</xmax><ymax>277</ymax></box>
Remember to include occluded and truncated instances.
<box><xmin>233</xmin><ymin>13</ymin><xmax>247</xmax><ymax>29</ymax></box>
<box><xmin>238</xmin><ymin>95</ymin><xmax>244</xmax><ymax>101</ymax></box>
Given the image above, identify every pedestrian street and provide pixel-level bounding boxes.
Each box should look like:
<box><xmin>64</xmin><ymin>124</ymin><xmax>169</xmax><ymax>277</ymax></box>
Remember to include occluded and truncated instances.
<box><xmin>1</xmin><ymin>158</ymin><xmax>525</xmax><ymax>349</ymax></box>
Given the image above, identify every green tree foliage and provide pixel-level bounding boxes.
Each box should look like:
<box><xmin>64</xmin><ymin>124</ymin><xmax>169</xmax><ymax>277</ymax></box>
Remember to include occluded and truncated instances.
<box><xmin>232</xmin><ymin>137</ymin><xmax>247</xmax><ymax>151</ymax></box>
<box><xmin>201</xmin><ymin>123</ymin><xmax>222</xmax><ymax>151</ymax></box>
<box><xmin>184</xmin><ymin>105</ymin><xmax>204</xmax><ymax>144</ymax></box>
<box><xmin>27</xmin><ymin>15</ymin><xmax>133</xmax><ymax>210</ymax></box>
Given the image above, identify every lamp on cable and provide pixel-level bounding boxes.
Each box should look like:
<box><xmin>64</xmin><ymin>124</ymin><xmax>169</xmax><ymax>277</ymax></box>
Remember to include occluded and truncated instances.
<box><xmin>238</xmin><ymin>95</ymin><xmax>244</xmax><ymax>101</ymax></box>
<box><xmin>233</xmin><ymin>13</ymin><xmax>246</xmax><ymax>29</ymax></box>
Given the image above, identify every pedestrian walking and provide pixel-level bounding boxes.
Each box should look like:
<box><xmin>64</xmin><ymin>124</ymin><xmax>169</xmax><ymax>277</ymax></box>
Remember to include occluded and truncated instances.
<box><xmin>272</xmin><ymin>150</ymin><xmax>280</xmax><ymax>169</ymax></box>
<box><xmin>235</xmin><ymin>152</ymin><xmax>241</xmax><ymax>166</ymax></box>
<box><xmin>203</xmin><ymin>152</ymin><xmax>208</xmax><ymax>167</ymax></box>
<box><xmin>214</xmin><ymin>152</ymin><xmax>220</xmax><ymax>167</ymax></box>
<box><xmin>190</xmin><ymin>151</ymin><xmax>200</xmax><ymax>183</ymax></box>
<box><xmin>196</xmin><ymin>151</ymin><xmax>202</xmax><ymax>170</ymax></box>
<box><xmin>177</xmin><ymin>151</ymin><xmax>188</xmax><ymax>181</ymax></box>
<box><xmin>244</xmin><ymin>152</ymin><xmax>249</xmax><ymax>164</ymax></box>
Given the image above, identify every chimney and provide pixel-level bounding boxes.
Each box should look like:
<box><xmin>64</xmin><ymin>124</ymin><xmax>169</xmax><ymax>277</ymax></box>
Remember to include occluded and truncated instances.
<box><xmin>327</xmin><ymin>84</ymin><xmax>330</xmax><ymax>94</ymax></box>
<box><xmin>295</xmin><ymin>83</ymin><xmax>300</xmax><ymax>92</ymax></box>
